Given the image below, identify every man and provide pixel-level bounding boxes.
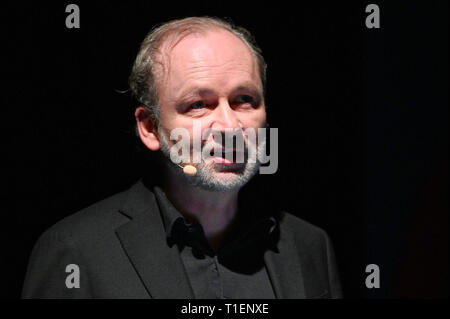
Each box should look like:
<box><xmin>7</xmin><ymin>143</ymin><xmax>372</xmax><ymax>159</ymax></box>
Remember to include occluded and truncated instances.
<box><xmin>22</xmin><ymin>16</ymin><xmax>342</xmax><ymax>299</ymax></box>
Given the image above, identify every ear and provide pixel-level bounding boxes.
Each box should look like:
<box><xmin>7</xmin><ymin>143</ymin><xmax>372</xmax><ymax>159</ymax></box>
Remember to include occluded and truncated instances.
<box><xmin>135</xmin><ymin>106</ymin><xmax>161</xmax><ymax>151</ymax></box>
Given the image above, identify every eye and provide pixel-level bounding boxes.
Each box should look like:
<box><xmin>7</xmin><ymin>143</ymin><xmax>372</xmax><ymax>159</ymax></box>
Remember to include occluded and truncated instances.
<box><xmin>235</xmin><ymin>95</ymin><xmax>254</xmax><ymax>104</ymax></box>
<box><xmin>189</xmin><ymin>101</ymin><xmax>205</xmax><ymax>110</ymax></box>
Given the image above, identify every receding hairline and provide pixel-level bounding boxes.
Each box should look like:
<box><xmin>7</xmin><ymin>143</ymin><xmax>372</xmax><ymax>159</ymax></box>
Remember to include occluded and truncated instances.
<box><xmin>153</xmin><ymin>25</ymin><xmax>260</xmax><ymax>79</ymax></box>
<box><xmin>129</xmin><ymin>16</ymin><xmax>267</xmax><ymax>125</ymax></box>
<box><xmin>152</xmin><ymin>26</ymin><xmax>263</xmax><ymax>104</ymax></box>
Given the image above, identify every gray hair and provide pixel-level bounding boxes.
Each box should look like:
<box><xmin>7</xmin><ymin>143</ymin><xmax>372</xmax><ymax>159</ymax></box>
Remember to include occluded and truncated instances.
<box><xmin>128</xmin><ymin>16</ymin><xmax>267</xmax><ymax>125</ymax></box>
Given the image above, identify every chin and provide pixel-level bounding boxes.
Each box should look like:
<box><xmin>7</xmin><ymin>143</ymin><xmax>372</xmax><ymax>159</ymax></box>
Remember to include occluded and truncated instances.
<box><xmin>202</xmin><ymin>172</ymin><xmax>250</xmax><ymax>192</ymax></box>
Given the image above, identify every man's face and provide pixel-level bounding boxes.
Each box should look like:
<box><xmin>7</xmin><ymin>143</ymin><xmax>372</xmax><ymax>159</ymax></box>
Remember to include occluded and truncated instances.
<box><xmin>156</xmin><ymin>29</ymin><xmax>267</xmax><ymax>191</ymax></box>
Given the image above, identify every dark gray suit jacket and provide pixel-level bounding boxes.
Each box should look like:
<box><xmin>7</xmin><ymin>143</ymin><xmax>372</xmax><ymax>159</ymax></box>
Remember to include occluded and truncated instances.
<box><xmin>22</xmin><ymin>180</ymin><xmax>342</xmax><ymax>299</ymax></box>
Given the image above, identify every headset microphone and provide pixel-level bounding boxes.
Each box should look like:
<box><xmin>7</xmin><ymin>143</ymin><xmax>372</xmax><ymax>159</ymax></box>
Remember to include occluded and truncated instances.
<box><xmin>177</xmin><ymin>164</ymin><xmax>197</xmax><ymax>176</ymax></box>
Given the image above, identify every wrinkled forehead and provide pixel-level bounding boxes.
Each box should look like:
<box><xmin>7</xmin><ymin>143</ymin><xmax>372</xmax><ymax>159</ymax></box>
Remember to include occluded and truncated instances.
<box><xmin>156</xmin><ymin>29</ymin><xmax>259</xmax><ymax>89</ymax></box>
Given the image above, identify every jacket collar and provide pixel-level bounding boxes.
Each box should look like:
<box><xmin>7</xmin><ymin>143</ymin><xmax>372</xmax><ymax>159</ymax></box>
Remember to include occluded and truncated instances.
<box><xmin>115</xmin><ymin>180</ymin><xmax>195</xmax><ymax>298</ymax></box>
<box><xmin>114</xmin><ymin>179</ymin><xmax>307</xmax><ymax>299</ymax></box>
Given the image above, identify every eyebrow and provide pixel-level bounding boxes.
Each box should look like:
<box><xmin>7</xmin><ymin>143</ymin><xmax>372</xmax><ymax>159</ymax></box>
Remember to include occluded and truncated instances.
<box><xmin>232</xmin><ymin>85</ymin><xmax>263</xmax><ymax>99</ymax></box>
<box><xmin>176</xmin><ymin>82</ymin><xmax>263</xmax><ymax>103</ymax></box>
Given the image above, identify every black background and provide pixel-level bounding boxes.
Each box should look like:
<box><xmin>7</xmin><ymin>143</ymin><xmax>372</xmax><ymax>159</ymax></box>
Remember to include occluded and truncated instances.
<box><xmin>3</xmin><ymin>0</ymin><xmax>448</xmax><ymax>299</ymax></box>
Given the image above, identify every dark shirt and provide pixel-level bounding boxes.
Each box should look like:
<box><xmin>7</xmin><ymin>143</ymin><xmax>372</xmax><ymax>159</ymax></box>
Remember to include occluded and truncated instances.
<box><xmin>153</xmin><ymin>186</ymin><xmax>278</xmax><ymax>299</ymax></box>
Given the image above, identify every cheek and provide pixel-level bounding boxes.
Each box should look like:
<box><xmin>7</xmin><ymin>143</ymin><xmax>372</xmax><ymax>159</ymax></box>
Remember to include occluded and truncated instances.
<box><xmin>166</xmin><ymin>119</ymin><xmax>211</xmax><ymax>144</ymax></box>
<box><xmin>159</xmin><ymin>110</ymin><xmax>194</xmax><ymax>134</ymax></box>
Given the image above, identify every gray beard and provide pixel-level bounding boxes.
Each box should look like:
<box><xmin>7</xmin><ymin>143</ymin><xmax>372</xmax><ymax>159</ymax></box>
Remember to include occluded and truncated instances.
<box><xmin>157</xmin><ymin>125</ymin><xmax>266</xmax><ymax>192</ymax></box>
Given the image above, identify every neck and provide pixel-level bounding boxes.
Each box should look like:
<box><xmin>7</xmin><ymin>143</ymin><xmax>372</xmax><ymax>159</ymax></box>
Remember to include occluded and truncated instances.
<box><xmin>162</xmin><ymin>166</ymin><xmax>240</xmax><ymax>251</ymax></box>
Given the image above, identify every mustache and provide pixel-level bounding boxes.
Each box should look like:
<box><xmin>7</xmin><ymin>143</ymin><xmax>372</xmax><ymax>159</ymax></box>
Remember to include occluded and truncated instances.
<box><xmin>198</xmin><ymin>130</ymin><xmax>250</xmax><ymax>151</ymax></box>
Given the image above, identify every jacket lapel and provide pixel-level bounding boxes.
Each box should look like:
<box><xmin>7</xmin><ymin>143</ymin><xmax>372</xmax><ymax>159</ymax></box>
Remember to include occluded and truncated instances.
<box><xmin>114</xmin><ymin>181</ymin><xmax>316</xmax><ymax>299</ymax></box>
<box><xmin>115</xmin><ymin>181</ymin><xmax>194</xmax><ymax>299</ymax></box>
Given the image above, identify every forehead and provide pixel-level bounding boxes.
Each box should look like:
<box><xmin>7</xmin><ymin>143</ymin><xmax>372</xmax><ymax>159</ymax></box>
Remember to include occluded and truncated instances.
<box><xmin>160</xmin><ymin>29</ymin><xmax>260</xmax><ymax>95</ymax></box>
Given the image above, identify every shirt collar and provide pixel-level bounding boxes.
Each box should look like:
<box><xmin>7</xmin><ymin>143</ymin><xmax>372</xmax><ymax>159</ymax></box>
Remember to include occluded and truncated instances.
<box><xmin>153</xmin><ymin>185</ymin><xmax>279</xmax><ymax>256</ymax></box>
<box><xmin>153</xmin><ymin>186</ymin><xmax>183</xmax><ymax>240</ymax></box>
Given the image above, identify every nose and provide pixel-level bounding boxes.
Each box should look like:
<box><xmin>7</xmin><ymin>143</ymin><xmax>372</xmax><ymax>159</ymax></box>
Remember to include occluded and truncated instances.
<box><xmin>211</xmin><ymin>98</ymin><xmax>241</xmax><ymax>132</ymax></box>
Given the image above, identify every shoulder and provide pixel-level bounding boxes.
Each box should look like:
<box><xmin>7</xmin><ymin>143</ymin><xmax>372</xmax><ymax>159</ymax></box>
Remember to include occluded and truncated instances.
<box><xmin>276</xmin><ymin>211</ymin><xmax>342</xmax><ymax>298</ymax></box>
<box><xmin>278</xmin><ymin>211</ymin><xmax>328</xmax><ymax>236</ymax></box>
<box><xmin>37</xmin><ymin>180</ymin><xmax>149</xmax><ymax>245</ymax></box>
<box><xmin>276</xmin><ymin>211</ymin><xmax>331</xmax><ymax>249</ymax></box>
